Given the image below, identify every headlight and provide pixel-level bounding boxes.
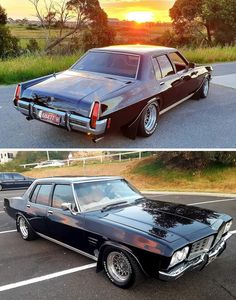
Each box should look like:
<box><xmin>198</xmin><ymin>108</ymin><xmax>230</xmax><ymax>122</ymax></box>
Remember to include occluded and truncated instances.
<box><xmin>224</xmin><ymin>221</ymin><xmax>232</xmax><ymax>234</ymax></box>
<box><xmin>169</xmin><ymin>246</ymin><xmax>189</xmax><ymax>268</ymax></box>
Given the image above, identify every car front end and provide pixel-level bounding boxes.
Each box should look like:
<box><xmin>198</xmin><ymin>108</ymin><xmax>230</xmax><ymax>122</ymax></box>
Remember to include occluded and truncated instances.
<box><xmin>159</xmin><ymin>220</ymin><xmax>233</xmax><ymax>281</ymax></box>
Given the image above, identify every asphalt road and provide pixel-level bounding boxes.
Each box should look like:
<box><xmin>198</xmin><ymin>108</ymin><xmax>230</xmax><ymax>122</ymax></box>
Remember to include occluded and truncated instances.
<box><xmin>0</xmin><ymin>62</ymin><xmax>235</xmax><ymax>149</ymax></box>
<box><xmin>0</xmin><ymin>190</ymin><xmax>236</xmax><ymax>300</ymax></box>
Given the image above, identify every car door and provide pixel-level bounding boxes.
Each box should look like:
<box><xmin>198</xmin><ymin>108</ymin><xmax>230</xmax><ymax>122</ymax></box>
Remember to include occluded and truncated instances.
<box><xmin>24</xmin><ymin>184</ymin><xmax>52</xmax><ymax>235</ymax></box>
<box><xmin>3</xmin><ymin>173</ymin><xmax>15</xmax><ymax>189</ymax></box>
<box><xmin>153</xmin><ymin>55</ymin><xmax>186</xmax><ymax>109</ymax></box>
<box><xmin>12</xmin><ymin>173</ymin><xmax>26</xmax><ymax>189</ymax></box>
<box><xmin>168</xmin><ymin>52</ymin><xmax>200</xmax><ymax>98</ymax></box>
<box><xmin>46</xmin><ymin>184</ymin><xmax>86</xmax><ymax>251</ymax></box>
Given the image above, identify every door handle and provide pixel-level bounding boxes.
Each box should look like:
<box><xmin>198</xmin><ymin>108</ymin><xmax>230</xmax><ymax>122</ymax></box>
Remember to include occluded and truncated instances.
<box><xmin>191</xmin><ymin>71</ymin><xmax>198</xmax><ymax>76</ymax></box>
<box><xmin>160</xmin><ymin>82</ymin><xmax>165</xmax><ymax>86</ymax></box>
<box><xmin>27</xmin><ymin>204</ymin><xmax>31</xmax><ymax>208</ymax></box>
<box><xmin>48</xmin><ymin>210</ymin><xmax>54</xmax><ymax>215</ymax></box>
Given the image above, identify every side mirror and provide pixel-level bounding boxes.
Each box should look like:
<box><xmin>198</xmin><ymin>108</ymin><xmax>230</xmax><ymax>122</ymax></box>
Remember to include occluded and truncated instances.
<box><xmin>61</xmin><ymin>202</ymin><xmax>73</xmax><ymax>211</ymax></box>
<box><xmin>188</xmin><ymin>62</ymin><xmax>196</xmax><ymax>69</ymax></box>
<box><xmin>61</xmin><ymin>202</ymin><xmax>78</xmax><ymax>215</ymax></box>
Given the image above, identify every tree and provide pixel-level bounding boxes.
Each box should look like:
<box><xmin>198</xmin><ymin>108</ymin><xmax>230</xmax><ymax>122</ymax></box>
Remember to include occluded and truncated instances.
<box><xmin>169</xmin><ymin>0</ymin><xmax>236</xmax><ymax>46</ymax></box>
<box><xmin>28</xmin><ymin>0</ymin><xmax>114</xmax><ymax>53</ymax></box>
<box><xmin>0</xmin><ymin>5</ymin><xmax>20</xmax><ymax>59</ymax></box>
<box><xmin>0</xmin><ymin>5</ymin><xmax>7</xmax><ymax>25</ymax></box>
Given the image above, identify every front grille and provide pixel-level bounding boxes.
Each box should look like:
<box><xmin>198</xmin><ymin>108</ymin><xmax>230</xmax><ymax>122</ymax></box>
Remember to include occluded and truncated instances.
<box><xmin>188</xmin><ymin>236</ymin><xmax>214</xmax><ymax>260</ymax></box>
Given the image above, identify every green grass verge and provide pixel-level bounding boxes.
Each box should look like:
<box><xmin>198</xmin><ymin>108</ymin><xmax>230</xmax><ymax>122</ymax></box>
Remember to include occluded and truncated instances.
<box><xmin>0</xmin><ymin>54</ymin><xmax>80</xmax><ymax>85</ymax></box>
<box><xmin>0</xmin><ymin>46</ymin><xmax>235</xmax><ymax>85</ymax></box>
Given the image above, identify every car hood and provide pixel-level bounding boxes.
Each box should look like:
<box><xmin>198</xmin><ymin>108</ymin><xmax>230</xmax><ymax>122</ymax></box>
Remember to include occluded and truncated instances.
<box><xmin>103</xmin><ymin>199</ymin><xmax>223</xmax><ymax>243</ymax></box>
<box><xmin>23</xmin><ymin>70</ymin><xmax>130</xmax><ymax>117</ymax></box>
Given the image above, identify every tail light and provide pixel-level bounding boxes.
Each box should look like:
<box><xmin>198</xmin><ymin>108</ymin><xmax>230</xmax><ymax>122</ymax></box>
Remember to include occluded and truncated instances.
<box><xmin>90</xmin><ymin>102</ymin><xmax>100</xmax><ymax>129</ymax></box>
<box><xmin>14</xmin><ymin>84</ymin><xmax>21</xmax><ymax>102</ymax></box>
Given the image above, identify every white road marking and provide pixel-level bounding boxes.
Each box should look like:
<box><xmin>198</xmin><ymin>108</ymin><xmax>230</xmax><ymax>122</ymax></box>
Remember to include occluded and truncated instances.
<box><xmin>142</xmin><ymin>191</ymin><xmax>236</xmax><ymax>198</ymax></box>
<box><xmin>229</xmin><ymin>230</ymin><xmax>236</xmax><ymax>235</ymax></box>
<box><xmin>0</xmin><ymin>211</ymin><xmax>5</xmax><ymax>214</ymax></box>
<box><xmin>188</xmin><ymin>198</ymin><xmax>236</xmax><ymax>206</ymax></box>
<box><xmin>0</xmin><ymin>263</ymin><xmax>97</xmax><ymax>292</ymax></box>
<box><xmin>0</xmin><ymin>229</ymin><xmax>17</xmax><ymax>235</ymax></box>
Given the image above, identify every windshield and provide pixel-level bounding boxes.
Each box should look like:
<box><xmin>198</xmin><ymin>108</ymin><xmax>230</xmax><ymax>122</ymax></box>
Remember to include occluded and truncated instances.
<box><xmin>74</xmin><ymin>179</ymin><xmax>142</xmax><ymax>212</ymax></box>
<box><xmin>72</xmin><ymin>51</ymin><xmax>140</xmax><ymax>79</ymax></box>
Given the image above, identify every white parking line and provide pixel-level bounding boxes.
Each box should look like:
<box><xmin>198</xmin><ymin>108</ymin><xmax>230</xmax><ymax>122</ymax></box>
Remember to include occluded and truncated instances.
<box><xmin>0</xmin><ymin>230</ymin><xmax>17</xmax><ymax>235</ymax></box>
<box><xmin>0</xmin><ymin>211</ymin><xmax>5</xmax><ymax>214</ymax></box>
<box><xmin>188</xmin><ymin>198</ymin><xmax>236</xmax><ymax>206</ymax></box>
<box><xmin>230</xmin><ymin>230</ymin><xmax>236</xmax><ymax>235</ymax></box>
<box><xmin>0</xmin><ymin>263</ymin><xmax>97</xmax><ymax>292</ymax></box>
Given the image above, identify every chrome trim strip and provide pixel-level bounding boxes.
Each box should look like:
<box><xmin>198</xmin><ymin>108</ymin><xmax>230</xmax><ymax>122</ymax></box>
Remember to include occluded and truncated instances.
<box><xmin>160</xmin><ymin>93</ymin><xmax>194</xmax><ymax>115</ymax></box>
<box><xmin>36</xmin><ymin>232</ymin><xmax>98</xmax><ymax>261</ymax></box>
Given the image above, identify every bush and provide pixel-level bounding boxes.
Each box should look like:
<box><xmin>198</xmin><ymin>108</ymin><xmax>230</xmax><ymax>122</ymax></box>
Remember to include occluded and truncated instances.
<box><xmin>0</xmin><ymin>26</ymin><xmax>21</xmax><ymax>59</ymax></box>
<box><xmin>26</xmin><ymin>39</ymin><xmax>40</xmax><ymax>53</ymax></box>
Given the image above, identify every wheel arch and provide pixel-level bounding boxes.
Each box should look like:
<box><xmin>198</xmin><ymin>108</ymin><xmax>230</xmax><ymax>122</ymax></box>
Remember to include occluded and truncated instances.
<box><xmin>96</xmin><ymin>241</ymin><xmax>148</xmax><ymax>276</ymax></box>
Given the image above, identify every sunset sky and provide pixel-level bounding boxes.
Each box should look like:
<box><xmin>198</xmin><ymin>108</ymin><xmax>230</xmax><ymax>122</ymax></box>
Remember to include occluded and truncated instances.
<box><xmin>0</xmin><ymin>0</ymin><xmax>175</xmax><ymax>22</ymax></box>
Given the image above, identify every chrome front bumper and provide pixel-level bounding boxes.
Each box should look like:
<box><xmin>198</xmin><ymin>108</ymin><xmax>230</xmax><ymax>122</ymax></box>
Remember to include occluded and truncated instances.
<box><xmin>159</xmin><ymin>232</ymin><xmax>232</xmax><ymax>281</ymax></box>
<box><xmin>15</xmin><ymin>100</ymin><xmax>108</xmax><ymax>136</ymax></box>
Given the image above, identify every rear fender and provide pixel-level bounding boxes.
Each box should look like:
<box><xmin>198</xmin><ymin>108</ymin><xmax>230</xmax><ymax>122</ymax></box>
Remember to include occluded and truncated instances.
<box><xmin>122</xmin><ymin>98</ymin><xmax>159</xmax><ymax>140</ymax></box>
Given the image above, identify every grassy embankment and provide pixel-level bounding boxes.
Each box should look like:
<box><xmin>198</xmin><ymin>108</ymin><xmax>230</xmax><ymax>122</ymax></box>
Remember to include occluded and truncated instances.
<box><xmin>23</xmin><ymin>157</ymin><xmax>236</xmax><ymax>194</ymax></box>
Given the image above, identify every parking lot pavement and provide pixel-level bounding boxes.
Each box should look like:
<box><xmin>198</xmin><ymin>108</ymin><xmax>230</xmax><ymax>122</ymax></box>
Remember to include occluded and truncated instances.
<box><xmin>0</xmin><ymin>190</ymin><xmax>236</xmax><ymax>300</ymax></box>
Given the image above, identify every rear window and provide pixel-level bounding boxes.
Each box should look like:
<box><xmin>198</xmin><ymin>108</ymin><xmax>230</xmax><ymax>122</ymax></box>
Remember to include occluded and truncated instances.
<box><xmin>72</xmin><ymin>51</ymin><xmax>140</xmax><ymax>79</ymax></box>
<box><xmin>13</xmin><ymin>174</ymin><xmax>24</xmax><ymax>180</ymax></box>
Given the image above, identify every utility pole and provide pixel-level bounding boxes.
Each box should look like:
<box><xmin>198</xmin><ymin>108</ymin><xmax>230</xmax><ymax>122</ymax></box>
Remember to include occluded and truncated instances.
<box><xmin>46</xmin><ymin>151</ymin><xmax>50</xmax><ymax>161</ymax></box>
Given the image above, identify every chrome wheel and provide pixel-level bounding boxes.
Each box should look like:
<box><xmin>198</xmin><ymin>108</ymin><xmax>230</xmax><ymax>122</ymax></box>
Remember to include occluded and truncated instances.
<box><xmin>19</xmin><ymin>217</ymin><xmax>29</xmax><ymax>239</ymax></box>
<box><xmin>107</xmin><ymin>251</ymin><xmax>132</xmax><ymax>283</ymax></box>
<box><xmin>144</xmin><ymin>104</ymin><xmax>157</xmax><ymax>133</ymax></box>
<box><xmin>203</xmin><ymin>80</ymin><xmax>209</xmax><ymax>97</ymax></box>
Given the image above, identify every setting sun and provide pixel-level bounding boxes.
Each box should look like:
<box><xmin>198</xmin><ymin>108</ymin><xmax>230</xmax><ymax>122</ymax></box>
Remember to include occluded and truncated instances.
<box><xmin>127</xmin><ymin>11</ymin><xmax>154</xmax><ymax>23</ymax></box>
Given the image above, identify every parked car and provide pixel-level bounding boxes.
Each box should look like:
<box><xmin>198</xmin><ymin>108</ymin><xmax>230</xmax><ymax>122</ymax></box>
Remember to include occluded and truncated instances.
<box><xmin>13</xmin><ymin>45</ymin><xmax>213</xmax><ymax>142</ymax></box>
<box><xmin>34</xmin><ymin>160</ymin><xmax>65</xmax><ymax>169</ymax></box>
<box><xmin>0</xmin><ymin>172</ymin><xmax>34</xmax><ymax>191</ymax></box>
<box><xmin>4</xmin><ymin>176</ymin><xmax>232</xmax><ymax>288</ymax></box>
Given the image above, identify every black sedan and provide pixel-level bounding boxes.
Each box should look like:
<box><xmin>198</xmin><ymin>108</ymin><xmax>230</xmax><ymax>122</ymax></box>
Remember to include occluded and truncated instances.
<box><xmin>4</xmin><ymin>176</ymin><xmax>232</xmax><ymax>288</ymax></box>
<box><xmin>0</xmin><ymin>172</ymin><xmax>34</xmax><ymax>191</ymax></box>
<box><xmin>13</xmin><ymin>45</ymin><xmax>213</xmax><ymax>142</ymax></box>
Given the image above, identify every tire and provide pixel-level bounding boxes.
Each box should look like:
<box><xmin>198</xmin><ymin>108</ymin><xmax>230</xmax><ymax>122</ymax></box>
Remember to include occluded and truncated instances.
<box><xmin>193</xmin><ymin>78</ymin><xmax>210</xmax><ymax>100</ymax></box>
<box><xmin>138</xmin><ymin>102</ymin><xmax>159</xmax><ymax>137</ymax></box>
<box><xmin>16</xmin><ymin>215</ymin><xmax>37</xmax><ymax>241</ymax></box>
<box><xmin>103</xmin><ymin>247</ymin><xmax>143</xmax><ymax>289</ymax></box>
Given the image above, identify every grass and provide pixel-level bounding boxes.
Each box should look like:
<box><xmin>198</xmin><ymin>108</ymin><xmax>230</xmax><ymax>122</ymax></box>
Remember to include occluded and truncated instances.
<box><xmin>182</xmin><ymin>46</ymin><xmax>236</xmax><ymax>64</ymax></box>
<box><xmin>0</xmin><ymin>54</ymin><xmax>80</xmax><ymax>85</ymax></box>
<box><xmin>0</xmin><ymin>45</ymin><xmax>235</xmax><ymax>85</ymax></box>
<box><xmin>22</xmin><ymin>157</ymin><xmax>236</xmax><ymax>194</ymax></box>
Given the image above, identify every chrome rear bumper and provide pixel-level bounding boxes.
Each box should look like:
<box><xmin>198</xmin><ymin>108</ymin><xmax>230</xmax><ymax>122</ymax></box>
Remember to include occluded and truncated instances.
<box><xmin>159</xmin><ymin>232</ymin><xmax>232</xmax><ymax>281</ymax></box>
<box><xmin>15</xmin><ymin>100</ymin><xmax>108</xmax><ymax>136</ymax></box>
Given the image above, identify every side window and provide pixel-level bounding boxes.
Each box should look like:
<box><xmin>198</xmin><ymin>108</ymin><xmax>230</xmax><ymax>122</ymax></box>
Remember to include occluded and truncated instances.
<box><xmin>30</xmin><ymin>185</ymin><xmax>41</xmax><ymax>203</ymax></box>
<box><xmin>4</xmin><ymin>173</ymin><xmax>13</xmax><ymax>180</ymax></box>
<box><xmin>52</xmin><ymin>185</ymin><xmax>75</xmax><ymax>209</ymax></box>
<box><xmin>169</xmin><ymin>52</ymin><xmax>188</xmax><ymax>72</ymax></box>
<box><xmin>13</xmin><ymin>174</ymin><xmax>24</xmax><ymax>180</ymax></box>
<box><xmin>152</xmin><ymin>58</ymin><xmax>162</xmax><ymax>80</ymax></box>
<box><xmin>0</xmin><ymin>174</ymin><xmax>3</xmax><ymax>180</ymax></box>
<box><xmin>36</xmin><ymin>185</ymin><xmax>52</xmax><ymax>206</ymax></box>
<box><xmin>156</xmin><ymin>55</ymin><xmax>175</xmax><ymax>78</ymax></box>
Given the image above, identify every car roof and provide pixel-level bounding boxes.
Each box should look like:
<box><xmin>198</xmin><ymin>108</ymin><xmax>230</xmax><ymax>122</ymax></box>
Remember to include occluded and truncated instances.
<box><xmin>34</xmin><ymin>176</ymin><xmax>123</xmax><ymax>184</ymax></box>
<box><xmin>91</xmin><ymin>45</ymin><xmax>177</xmax><ymax>56</ymax></box>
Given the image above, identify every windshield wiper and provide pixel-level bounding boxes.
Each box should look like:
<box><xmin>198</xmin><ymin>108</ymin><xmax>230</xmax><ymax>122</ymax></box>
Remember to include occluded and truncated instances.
<box><xmin>101</xmin><ymin>201</ymin><xmax>128</xmax><ymax>212</ymax></box>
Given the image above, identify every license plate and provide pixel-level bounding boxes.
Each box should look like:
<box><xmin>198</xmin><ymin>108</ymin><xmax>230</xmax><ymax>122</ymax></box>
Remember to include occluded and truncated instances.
<box><xmin>39</xmin><ymin>111</ymin><xmax>61</xmax><ymax>126</ymax></box>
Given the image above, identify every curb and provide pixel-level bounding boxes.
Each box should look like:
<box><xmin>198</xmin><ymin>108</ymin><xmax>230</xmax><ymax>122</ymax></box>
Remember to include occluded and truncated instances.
<box><xmin>141</xmin><ymin>191</ymin><xmax>236</xmax><ymax>198</ymax></box>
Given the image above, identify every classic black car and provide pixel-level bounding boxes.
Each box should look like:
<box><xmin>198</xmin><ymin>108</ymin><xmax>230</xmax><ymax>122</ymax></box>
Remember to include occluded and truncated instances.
<box><xmin>0</xmin><ymin>172</ymin><xmax>34</xmax><ymax>191</ymax></box>
<box><xmin>4</xmin><ymin>177</ymin><xmax>232</xmax><ymax>288</ymax></box>
<box><xmin>13</xmin><ymin>45</ymin><xmax>213</xmax><ymax>142</ymax></box>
